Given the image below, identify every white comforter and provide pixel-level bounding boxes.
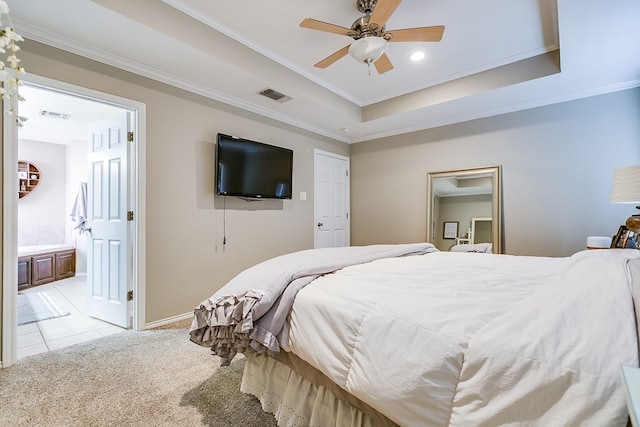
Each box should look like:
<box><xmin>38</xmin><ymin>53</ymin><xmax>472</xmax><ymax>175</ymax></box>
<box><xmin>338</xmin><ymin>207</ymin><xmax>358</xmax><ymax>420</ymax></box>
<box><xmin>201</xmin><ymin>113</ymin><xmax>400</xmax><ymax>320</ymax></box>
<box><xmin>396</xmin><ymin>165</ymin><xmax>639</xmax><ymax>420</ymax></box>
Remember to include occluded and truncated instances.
<box><xmin>282</xmin><ymin>249</ymin><xmax>640</xmax><ymax>426</ymax></box>
<box><xmin>189</xmin><ymin>243</ymin><xmax>437</xmax><ymax>365</ymax></box>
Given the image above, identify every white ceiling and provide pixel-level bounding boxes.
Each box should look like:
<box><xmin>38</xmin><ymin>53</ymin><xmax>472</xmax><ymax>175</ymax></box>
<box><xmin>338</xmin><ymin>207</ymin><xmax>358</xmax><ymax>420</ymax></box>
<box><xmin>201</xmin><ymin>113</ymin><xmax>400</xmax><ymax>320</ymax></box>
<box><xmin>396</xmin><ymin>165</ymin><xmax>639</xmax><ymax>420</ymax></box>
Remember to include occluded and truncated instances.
<box><xmin>434</xmin><ymin>176</ymin><xmax>493</xmax><ymax>198</ymax></box>
<box><xmin>18</xmin><ymin>85</ymin><xmax>123</xmax><ymax>145</ymax></box>
<box><xmin>8</xmin><ymin>0</ymin><xmax>640</xmax><ymax>144</ymax></box>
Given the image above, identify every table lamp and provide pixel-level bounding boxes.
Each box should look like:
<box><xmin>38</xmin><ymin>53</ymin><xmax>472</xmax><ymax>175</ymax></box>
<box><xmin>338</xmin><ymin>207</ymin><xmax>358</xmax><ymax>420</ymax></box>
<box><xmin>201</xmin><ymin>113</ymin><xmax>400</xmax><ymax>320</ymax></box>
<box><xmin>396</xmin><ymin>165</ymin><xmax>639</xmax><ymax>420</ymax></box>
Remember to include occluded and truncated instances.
<box><xmin>611</xmin><ymin>165</ymin><xmax>640</xmax><ymax>233</ymax></box>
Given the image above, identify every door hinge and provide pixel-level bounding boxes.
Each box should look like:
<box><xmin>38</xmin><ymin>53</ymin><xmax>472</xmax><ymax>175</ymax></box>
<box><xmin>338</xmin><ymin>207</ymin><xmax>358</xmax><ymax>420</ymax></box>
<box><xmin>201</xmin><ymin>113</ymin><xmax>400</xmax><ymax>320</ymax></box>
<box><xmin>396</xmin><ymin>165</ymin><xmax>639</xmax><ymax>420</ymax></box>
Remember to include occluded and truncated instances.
<box><xmin>346</xmin><ymin>170</ymin><xmax>349</xmax><ymax>176</ymax></box>
<box><xmin>127</xmin><ymin>290</ymin><xmax>133</xmax><ymax>301</ymax></box>
<box><xmin>127</xmin><ymin>211</ymin><xmax>134</xmax><ymax>221</ymax></box>
<box><xmin>346</xmin><ymin>212</ymin><xmax>349</xmax><ymax>219</ymax></box>
<box><xmin>127</xmin><ymin>131</ymin><xmax>134</xmax><ymax>142</ymax></box>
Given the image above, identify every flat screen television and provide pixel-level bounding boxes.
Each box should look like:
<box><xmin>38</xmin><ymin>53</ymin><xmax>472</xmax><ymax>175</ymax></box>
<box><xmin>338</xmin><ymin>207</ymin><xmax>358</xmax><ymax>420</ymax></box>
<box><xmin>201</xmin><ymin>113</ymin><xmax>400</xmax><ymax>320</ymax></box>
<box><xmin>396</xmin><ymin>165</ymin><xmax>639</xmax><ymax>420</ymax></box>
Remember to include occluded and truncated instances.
<box><xmin>216</xmin><ymin>133</ymin><xmax>293</xmax><ymax>199</ymax></box>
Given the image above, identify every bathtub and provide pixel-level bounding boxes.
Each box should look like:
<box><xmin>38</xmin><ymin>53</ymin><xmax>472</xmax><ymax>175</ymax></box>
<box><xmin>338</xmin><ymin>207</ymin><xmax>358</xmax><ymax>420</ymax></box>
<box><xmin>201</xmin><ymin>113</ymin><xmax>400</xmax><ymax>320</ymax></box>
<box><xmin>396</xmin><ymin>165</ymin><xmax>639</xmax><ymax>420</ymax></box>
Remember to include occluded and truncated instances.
<box><xmin>18</xmin><ymin>244</ymin><xmax>76</xmax><ymax>289</ymax></box>
<box><xmin>18</xmin><ymin>244</ymin><xmax>75</xmax><ymax>257</ymax></box>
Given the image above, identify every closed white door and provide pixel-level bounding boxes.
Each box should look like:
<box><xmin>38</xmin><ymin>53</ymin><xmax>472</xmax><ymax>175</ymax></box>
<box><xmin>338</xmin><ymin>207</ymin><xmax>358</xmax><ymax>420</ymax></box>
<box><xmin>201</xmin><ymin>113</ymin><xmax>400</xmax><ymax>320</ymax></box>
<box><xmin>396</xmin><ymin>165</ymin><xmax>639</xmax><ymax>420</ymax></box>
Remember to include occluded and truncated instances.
<box><xmin>86</xmin><ymin>112</ymin><xmax>131</xmax><ymax>328</ymax></box>
<box><xmin>314</xmin><ymin>150</ymin><xmax>350</xmax><ymax>248</ymax></box>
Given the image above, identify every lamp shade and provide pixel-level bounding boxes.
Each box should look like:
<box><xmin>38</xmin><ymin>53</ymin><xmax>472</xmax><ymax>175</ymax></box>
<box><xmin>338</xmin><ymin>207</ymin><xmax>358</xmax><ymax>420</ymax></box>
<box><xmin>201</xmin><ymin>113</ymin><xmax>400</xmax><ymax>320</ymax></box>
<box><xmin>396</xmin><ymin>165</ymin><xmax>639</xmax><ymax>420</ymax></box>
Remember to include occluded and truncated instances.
<box><xmin>348</xmin><ymin>37</ymin><xmax>387</xmax><ymax>64</ymax></box>
<box><xmin>611</xmin><ymin>165</ymin><xmax>640</xmax><ymax>203</ymax></box>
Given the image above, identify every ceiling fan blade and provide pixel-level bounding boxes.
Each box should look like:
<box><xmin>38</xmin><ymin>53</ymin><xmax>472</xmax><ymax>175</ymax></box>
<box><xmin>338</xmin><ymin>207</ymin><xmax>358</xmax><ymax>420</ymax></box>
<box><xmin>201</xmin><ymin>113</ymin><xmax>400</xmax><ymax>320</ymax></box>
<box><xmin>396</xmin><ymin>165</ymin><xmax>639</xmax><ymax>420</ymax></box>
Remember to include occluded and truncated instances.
<box><xmin>369</xmin><ymin>0</ymin><xmax>402</xmax><ymax>28</ymax></box>
<box><xmin>374</xmin><ymin>52</ymin><xmax>394</xmax><ymax>74</ymax></box>
<box><xmin>386</xmin><ymin>25</ymin><xmax>445</xmax><ymax>42</ymax></box>
<box><xmin>300</xmin><ymin>18</ymin><xmax>352</xmax><ymax>36</ymax></box>
<box><xmin>314</xmin><ymin>45</ymin><xmax>350</xmax><ymax>68</ymax></box>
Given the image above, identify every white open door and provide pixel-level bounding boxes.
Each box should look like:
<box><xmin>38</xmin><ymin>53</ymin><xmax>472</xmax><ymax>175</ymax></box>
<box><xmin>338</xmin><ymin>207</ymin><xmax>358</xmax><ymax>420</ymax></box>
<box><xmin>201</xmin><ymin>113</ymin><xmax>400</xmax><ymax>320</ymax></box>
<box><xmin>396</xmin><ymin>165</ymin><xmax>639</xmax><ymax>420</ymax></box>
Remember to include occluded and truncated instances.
<box><xmin>314</xmin><ymin>150</ymin><xmax>350</xmax><ymax>248</ymax></box>
<box><xmin>86</xmin><ymin>112</ymin><xmax>131</xmax><ymax>328</ymax></box>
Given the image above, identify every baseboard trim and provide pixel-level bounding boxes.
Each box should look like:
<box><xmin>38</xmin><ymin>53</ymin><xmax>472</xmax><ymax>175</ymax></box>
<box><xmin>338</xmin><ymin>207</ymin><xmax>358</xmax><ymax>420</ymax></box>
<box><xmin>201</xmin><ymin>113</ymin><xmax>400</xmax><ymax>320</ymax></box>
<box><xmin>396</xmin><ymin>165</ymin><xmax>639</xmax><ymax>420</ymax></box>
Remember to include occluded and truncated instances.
<box><xmin>145</xmin><ymin>312</ymin><xmax>193</xmax><ymax>330</ymax></box>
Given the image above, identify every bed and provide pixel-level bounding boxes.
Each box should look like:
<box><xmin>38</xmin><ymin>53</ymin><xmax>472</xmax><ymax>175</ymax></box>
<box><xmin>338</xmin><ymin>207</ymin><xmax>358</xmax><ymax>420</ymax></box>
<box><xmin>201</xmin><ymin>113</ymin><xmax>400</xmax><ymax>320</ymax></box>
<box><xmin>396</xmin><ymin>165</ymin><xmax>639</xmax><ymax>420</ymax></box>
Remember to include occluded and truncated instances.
<box><xmin>189</xmin><ymin>243</ymin><xmax>640</xmax><ymax>426</ymax></box>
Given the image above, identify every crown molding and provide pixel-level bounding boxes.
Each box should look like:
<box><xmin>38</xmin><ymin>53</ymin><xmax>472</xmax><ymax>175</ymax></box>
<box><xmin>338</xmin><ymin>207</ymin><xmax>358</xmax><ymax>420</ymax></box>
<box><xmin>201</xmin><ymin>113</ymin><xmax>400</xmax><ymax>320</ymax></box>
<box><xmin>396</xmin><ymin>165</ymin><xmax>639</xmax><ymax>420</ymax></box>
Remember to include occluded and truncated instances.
<box><xmin>14</xmin><ymin>20</ymin><xmax>351</xmax><ymax>144</ymax></box>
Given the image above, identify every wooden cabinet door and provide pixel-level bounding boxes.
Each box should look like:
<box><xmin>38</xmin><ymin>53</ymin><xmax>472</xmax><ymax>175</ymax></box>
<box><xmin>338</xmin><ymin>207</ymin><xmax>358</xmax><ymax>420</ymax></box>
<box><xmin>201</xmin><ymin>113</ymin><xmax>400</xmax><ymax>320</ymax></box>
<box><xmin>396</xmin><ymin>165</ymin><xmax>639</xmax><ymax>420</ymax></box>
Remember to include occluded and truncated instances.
<box><xmin>32</xmin><ymin>253</ymin><xmax>55</xmax><ymax>286</ymax></box>
<box><xmin>55</xmin><ymin>250</ymin><xmax>76</xmax><ymax>280</ymax></box>
<box><xmin>18</xmin><ymin>257</ymin><xmax>31</xmax><ymax>290</ymax></box>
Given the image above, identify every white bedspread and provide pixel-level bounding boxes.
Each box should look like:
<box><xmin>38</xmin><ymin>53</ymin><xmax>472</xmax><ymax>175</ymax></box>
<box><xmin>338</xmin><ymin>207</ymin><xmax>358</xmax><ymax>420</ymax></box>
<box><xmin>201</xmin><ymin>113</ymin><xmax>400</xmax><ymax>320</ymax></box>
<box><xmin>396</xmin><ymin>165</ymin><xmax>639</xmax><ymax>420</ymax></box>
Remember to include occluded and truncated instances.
<box><xmin>283</xmin><ymin>249</ymin><xmax>640</xmax><ymax>426</ymax></box>
<box><xmin>190</xmin><ymin>243</ymin><xmax>437</xmax><ymax>365</ymax></box>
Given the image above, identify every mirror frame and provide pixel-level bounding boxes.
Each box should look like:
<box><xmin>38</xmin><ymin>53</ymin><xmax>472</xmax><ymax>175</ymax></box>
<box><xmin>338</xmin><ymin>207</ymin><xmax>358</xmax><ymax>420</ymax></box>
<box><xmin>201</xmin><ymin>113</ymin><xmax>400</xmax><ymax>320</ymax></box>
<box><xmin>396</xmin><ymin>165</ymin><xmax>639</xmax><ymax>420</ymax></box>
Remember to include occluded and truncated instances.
<box><xmin>426</xmin><ymin>165</ymin><xmax>502</xmax><ymax>253</ymax></box>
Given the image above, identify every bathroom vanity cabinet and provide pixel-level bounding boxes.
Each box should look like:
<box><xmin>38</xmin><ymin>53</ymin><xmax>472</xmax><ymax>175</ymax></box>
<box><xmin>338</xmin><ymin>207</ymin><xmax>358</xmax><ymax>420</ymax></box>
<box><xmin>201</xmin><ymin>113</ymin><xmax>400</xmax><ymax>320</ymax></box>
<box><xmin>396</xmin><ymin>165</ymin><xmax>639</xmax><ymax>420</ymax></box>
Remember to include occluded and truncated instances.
<box><xmin>18</xmin><ymin>248</ymin><xmax>76</xmax><ymax>290</ymax></box>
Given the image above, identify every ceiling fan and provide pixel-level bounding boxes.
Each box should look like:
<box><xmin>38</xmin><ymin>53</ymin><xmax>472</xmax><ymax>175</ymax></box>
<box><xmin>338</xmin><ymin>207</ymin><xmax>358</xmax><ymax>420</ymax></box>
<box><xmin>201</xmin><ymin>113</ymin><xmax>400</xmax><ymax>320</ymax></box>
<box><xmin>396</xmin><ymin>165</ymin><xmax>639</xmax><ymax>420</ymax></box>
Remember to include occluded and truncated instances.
<box><xmin>300</xmin><ymin>0</ymin><xmax>445</xmax><ymax>75</ymax></box>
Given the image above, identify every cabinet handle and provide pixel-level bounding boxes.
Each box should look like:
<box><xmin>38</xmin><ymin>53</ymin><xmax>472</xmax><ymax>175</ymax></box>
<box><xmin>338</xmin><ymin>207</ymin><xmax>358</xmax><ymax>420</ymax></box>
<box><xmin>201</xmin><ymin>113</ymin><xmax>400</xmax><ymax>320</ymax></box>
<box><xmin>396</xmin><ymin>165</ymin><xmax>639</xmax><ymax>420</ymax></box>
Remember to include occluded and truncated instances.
<box><xmin>317</xmin><ymin>222</ymin><xmax>323</xmax><ymax>227</ymax></box>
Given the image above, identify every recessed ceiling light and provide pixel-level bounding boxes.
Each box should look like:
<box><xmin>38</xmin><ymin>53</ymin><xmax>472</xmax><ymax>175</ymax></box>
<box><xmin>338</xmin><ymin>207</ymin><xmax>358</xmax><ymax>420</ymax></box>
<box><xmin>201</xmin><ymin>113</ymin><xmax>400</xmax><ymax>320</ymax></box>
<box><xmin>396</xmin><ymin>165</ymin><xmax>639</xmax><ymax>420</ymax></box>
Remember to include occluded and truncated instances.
<box><xmin>409</xmin><ymin>51</ymin><xmax>425</xmax><ymax>62</ymax></box>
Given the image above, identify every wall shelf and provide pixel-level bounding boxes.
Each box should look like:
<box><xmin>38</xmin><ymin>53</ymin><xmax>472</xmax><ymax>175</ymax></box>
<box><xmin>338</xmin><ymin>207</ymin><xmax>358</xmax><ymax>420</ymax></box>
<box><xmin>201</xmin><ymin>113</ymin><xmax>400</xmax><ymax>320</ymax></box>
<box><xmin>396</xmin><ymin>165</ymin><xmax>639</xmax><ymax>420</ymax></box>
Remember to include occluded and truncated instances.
<box><xmin>18</xmin><ymin>160</ymin><xmax>41</xmax><ymax>199</ymax></box>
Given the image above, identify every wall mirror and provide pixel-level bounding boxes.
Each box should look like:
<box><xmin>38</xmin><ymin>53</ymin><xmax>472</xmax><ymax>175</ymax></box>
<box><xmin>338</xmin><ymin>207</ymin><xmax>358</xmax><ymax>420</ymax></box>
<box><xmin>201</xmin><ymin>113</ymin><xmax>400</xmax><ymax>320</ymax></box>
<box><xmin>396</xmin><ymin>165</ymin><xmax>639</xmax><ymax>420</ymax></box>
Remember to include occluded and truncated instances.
<box><xmin>426</xmin><ymin>165</ymin><xmax>502</xmax><ymax>253</ymax></box>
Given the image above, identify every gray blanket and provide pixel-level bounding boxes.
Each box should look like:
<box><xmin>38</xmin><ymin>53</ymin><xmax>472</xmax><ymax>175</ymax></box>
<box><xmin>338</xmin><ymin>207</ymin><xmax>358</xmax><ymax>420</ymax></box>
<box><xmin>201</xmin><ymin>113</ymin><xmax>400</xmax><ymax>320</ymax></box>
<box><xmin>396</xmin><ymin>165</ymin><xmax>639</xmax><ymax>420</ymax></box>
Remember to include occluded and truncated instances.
<box><xmin>189</xmin><ymin>243</ymin><xmax>437</xmax><ymax>365</ymax></box>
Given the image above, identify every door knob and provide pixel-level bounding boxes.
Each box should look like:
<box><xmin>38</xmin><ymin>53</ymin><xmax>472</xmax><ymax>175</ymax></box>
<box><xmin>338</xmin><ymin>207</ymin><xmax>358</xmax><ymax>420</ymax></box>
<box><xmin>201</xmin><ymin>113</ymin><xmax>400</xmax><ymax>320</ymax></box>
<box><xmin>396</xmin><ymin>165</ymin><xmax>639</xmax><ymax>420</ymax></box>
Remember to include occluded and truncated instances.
<box><xmin>317</xmin><ymin>222</ymin><xmax>323</xmax><ymax>227</ymax></box>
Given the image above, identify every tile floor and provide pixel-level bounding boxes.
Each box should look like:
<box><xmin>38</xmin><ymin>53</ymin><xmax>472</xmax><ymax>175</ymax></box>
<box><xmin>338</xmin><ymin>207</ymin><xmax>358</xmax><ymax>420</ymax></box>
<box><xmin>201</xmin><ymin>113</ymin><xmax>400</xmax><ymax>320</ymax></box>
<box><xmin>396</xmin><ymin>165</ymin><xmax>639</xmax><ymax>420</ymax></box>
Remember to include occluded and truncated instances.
<box><xmin>16</xmin><ymin>276</ymin><xmax>126</xmax><ymax>359</ymax></box>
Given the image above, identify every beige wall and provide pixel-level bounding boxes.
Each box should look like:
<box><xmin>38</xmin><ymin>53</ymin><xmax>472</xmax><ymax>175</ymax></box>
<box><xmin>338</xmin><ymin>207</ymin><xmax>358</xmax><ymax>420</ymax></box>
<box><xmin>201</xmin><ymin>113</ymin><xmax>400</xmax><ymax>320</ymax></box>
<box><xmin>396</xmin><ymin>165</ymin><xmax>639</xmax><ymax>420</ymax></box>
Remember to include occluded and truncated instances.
<box><xmin>351</xmin><ymin>88</ymin><xmax>640</xmax><ymax>256</ymax></box>
<box><xmin>1</xmin><ymin>40</ymin><xmax>348</xmax><ymax>339</ymax></box>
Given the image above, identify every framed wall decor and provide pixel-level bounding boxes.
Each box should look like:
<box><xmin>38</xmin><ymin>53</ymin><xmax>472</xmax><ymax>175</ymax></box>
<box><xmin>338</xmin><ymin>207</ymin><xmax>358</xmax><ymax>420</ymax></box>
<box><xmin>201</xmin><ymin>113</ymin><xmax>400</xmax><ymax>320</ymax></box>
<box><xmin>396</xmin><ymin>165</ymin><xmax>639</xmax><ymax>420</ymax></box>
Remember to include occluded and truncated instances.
<box><xmin>612</xmin><ymin>225</ymin><xmax>639</xmax><ymax>249</ymax></box>
<box><xmin>443</xmin><ymin>221</ymin><xmax>458</xmax><ymax>239</ymax></box>
<box><xmin>611</xmin><ymin>225</ymin><xmax>627</xmax><ymax>248</ymax></box>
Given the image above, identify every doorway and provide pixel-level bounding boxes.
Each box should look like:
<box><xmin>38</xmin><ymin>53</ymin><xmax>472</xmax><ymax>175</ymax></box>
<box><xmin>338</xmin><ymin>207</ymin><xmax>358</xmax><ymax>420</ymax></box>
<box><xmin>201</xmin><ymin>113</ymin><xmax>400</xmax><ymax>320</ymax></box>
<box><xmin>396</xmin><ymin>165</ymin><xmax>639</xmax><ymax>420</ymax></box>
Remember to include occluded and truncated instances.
<box><xmin>2</xmin><ymin>75</ymin><xmax>146</xmax><ymax>367</ymax></box>
<box><xmin>314</xmin><ymin>149</ymin><xmax>350</xmax><ymax>248</ymax></box>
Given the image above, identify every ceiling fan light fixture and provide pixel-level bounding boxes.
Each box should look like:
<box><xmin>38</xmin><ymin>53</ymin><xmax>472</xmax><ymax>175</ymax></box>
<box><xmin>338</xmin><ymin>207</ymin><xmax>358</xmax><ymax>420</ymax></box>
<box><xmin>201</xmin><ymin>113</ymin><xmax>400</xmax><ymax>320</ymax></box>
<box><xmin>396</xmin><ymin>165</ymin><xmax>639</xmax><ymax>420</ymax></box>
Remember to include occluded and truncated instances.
<box><xmin>348</xmin><ymin>36</ymin><xmax>387</xmax><ymax>64</ymax></box>
<box><xmin>301</xmin><ymin>0</ymin><xmax>445</xmax><ymax>74</ymax></box>
<box><xmin>409</xmin><ymin>51</ymin><xmax>425</xmax><ymax>62</ymax></box>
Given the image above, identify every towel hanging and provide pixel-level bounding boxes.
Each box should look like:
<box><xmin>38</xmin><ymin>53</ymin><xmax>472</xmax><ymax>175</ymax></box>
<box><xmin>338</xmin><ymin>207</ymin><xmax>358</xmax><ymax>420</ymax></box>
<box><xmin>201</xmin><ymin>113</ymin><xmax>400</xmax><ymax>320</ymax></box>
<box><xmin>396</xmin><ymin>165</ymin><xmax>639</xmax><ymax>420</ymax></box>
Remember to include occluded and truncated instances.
<box><xmin>69</xmin><ymin>182</ymin><xmax>88</xmax><ymax>234</ymax></box>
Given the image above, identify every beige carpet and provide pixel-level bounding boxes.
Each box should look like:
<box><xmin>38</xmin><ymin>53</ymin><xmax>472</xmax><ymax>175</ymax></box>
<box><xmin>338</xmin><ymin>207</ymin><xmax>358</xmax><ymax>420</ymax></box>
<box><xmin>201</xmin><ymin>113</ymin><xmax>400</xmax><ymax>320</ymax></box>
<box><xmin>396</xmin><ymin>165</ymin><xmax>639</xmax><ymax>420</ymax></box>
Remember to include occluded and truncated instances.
<box><xmin>0</xmin><ymin>320</ymin><xmax>278</xmax><ymax>427</ymax></box>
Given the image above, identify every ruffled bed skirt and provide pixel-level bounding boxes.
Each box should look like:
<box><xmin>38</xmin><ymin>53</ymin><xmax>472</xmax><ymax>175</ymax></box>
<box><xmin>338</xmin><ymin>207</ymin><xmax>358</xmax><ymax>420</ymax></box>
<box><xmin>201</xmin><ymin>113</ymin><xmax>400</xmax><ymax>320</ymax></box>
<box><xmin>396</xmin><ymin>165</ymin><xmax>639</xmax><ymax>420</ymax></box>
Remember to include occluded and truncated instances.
<box><xmin>241</xmin><ymin>352</ymin><xmax>398</xmax><ymax>427</ymax></box>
